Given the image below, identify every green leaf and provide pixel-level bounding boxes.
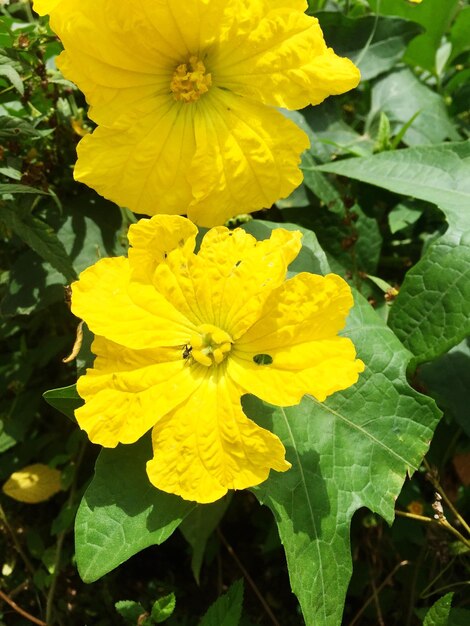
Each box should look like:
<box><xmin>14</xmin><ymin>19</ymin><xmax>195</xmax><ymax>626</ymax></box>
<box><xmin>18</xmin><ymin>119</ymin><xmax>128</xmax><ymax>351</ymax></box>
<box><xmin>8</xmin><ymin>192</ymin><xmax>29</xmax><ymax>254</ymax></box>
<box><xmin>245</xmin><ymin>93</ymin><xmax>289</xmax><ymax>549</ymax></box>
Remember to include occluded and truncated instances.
<box><xmin>0</xmin><ymin>183</ymin><xmax>49</xmax><ymax>195</ymax></box>
<box><xmin>55</xmin><ymin>193</ymin><xmax>127</xmax><ymax>274</ymax></box>
<box><xmin>115</xmin><ymin>600</ymin><xmax>147</xmax><ymax>624</ymax></box>
<box><xmin>367</xmin><ymin>0</ymin><xmax>460</xmax><ymax>72</ymax></box>
<box><xmin>247</xmin><ymin>291</ymin><xmax>441</xmax><ymax>626</ymax></box>
<box><xmin>198</xmin><ymin>579</ymin><xmax>243</xmax><ymax>626</ymax></box>
<box><xmin>0</xmin><ymin>204</ymin><xmax>76</xmax><ymax>282</ymax></box>
<box><xmin>423</xmin><ymin>593</ymin><xmax>454</xmax><ymax>626</ymax></box>
<box><xmin>0</xmin><ymin>115</ymin><xmax>45</xmax><ymax>139</ymax></box>
<box><xmin>317</xmin><ymin>13</ymin><xmax>423</xmax><ymax>81</ymax></box>
<box><xmin>390</xmin><ymin>241</ymin><xmax>470</xmax><ymax>366</ymax></box>
<box><xmin>316</xmin><ymin>142</ymin><xmax>470</xmax><ymax>212</ymax></box>
<box><xmin>75</xmin><ymin>435</ymin><xmax>195</xmax><ymax>583</ymax></box>
<box><xmin>388</xmin><ymin>203</ymin><xmax>422</xmax><ymax>234</ymax></box>
<box><xmin>316</xmin><ymin>144</ymin><xmax>470</xmax><ymax>363</ymax></box>
<box><xmin>449</xmin><ymin>6</ymin><xmax>470</xmax><ymax>62</ymax></box>
<box><xmin>418</xmin><ymin>339</ymin><xmax>470</xmax><ymax>437</ymax></box>
<box><xmin>180</xmin><ymin>498</ymin><xmax>230</xmax><ymax>584</ymax></box>
<box><xmin>367</xmin><ymin>68</ymin><xmax>457</xmax><ymax>146</ymax></box>
<box><xmin>43</xmin><ymin>385</ymin><xmax>82</xmax><ymax>422</ymax></box>
<box><xmin>1</xmin><ymin>251</ymin><xmax>65</xmax><ymax>316</ymax></box>
<box><xmin>150</xmin><ymin>593</ymin><xmax>176</xmax><ymax>624</ymax></box>
<box><xmin>0</xmin><ymin>62</ymin><xmax>23</xmax><ymax>95</ymax></box>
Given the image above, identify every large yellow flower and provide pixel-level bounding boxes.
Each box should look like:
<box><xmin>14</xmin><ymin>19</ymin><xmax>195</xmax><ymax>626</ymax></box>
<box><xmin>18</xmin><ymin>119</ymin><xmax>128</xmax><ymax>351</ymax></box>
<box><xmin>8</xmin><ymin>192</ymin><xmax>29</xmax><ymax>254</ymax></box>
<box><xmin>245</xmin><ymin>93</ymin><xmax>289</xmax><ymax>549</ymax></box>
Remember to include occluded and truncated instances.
<box><xmin>34</xmin><ymin>0</ymin><xmax>360</xmax><ymax>226</ymax></box>
<box><xmin>71</xmin><ymin>215</ymin><xmax>364</xmax><ymax>503</ymax></box>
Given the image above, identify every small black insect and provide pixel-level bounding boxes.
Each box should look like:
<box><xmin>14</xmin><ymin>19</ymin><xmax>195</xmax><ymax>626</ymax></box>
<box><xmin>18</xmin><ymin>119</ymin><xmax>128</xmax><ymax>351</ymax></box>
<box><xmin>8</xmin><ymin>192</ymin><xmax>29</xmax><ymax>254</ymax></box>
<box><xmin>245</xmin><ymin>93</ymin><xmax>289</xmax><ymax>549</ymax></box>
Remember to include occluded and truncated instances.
<box><xmin>182</xmin><ymin>344</ymin><xmax>193</xmax><ymax>359</ymax></box>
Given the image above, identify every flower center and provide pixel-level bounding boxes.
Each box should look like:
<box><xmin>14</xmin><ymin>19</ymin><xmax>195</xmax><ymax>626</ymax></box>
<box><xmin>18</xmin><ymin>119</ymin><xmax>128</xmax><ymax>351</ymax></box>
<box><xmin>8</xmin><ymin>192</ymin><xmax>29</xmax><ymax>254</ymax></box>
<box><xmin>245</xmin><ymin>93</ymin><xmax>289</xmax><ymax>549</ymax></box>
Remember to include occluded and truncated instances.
<box><xmin>170</xmin><ymin>56</ymin><xmax>212</xmax><ymax>103</ymax></box>
<box><xmin>188</xmin><ymin>324</ymin><xmax>233</xmax><ymax>367</ymax></box>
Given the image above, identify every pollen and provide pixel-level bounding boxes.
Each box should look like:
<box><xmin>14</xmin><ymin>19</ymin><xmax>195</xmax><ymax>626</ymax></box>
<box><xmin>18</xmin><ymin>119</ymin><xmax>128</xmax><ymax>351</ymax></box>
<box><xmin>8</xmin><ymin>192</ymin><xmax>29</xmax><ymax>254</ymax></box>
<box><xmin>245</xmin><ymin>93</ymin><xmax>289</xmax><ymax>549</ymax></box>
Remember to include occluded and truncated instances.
<box><xmin>170</xmin><ymin>56</ymin><xmax>212</xmax><ymax>103</ymax></box>
<box><xmin>189</xmin><ymin>323</ymin><xmax>233</xmax><ymax>367</ymax></box>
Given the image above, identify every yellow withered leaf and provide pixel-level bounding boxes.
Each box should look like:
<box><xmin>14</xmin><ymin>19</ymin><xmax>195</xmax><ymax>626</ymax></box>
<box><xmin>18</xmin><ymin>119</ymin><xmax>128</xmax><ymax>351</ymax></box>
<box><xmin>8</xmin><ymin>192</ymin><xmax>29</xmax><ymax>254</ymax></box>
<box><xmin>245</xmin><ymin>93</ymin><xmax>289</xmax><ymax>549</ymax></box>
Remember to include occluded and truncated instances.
<box><xmin>2</xmin><ymin>464</ymin><xmax>62</xmax><ymax>504</ymax></box>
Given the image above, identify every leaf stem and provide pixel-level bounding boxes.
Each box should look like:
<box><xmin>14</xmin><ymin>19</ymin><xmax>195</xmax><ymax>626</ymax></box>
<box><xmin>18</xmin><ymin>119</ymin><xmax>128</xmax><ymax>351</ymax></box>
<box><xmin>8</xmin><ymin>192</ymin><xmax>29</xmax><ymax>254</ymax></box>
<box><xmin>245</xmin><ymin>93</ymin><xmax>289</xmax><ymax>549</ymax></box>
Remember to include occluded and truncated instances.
<box><xmin>216</xmin><ymin>528</ymin><xmax>280</xmax><ymax>626</ymax></box>
<box><xmin>0</xmin><ymin>588</ymin><xmax>46</xmax><ymax>626</ymax></box>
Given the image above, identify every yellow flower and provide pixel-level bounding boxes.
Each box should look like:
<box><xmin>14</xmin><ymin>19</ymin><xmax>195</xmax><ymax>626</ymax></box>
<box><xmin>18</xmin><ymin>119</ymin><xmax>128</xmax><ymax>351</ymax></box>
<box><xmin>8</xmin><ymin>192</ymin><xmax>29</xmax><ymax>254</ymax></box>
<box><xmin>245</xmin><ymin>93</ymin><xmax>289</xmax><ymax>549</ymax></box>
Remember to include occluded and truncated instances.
<box><xmin>71</xmin><ymin>215</ymin><xmax>364</xmax><ymax>503</ymax></box>
<box><xmin>33</xmin><ymin>0</ymin><xmax>360</xmax><ymax>227</ymax></box>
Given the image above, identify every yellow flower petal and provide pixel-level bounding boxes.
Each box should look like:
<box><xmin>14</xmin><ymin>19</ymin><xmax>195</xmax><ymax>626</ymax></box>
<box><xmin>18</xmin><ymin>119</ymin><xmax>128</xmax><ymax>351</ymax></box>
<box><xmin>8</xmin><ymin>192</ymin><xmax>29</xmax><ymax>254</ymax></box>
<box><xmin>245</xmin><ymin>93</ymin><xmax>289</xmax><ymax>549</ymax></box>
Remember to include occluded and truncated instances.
<box><xmin>76</xmin><ymin>337</ymin><xmax>200</xmax><ymax>447</ymax></box>
<box><xmin>128</xmin><ymin>215</ymin><xmax>198</xmax><ymax>283</ymax></box>
<box><xmin>188</xmin><ymin>91</ymin><xmax>309</xmax><ymax>226</ymax></box>
<box><xmin>150</xmin><ymin>226</ymin><xmax>301</xmax><ymax>333</ymax></box>
<box><xmin>38</xmin><ymin>0</ymin><xmax>359</xmax><ymax>225</ymax></box>
<box><xmin>43</xmin><ymin>1</ymin><xmax>178</xmax><ymax>125</ymax></box>
<box><xmin>2</xmin><ymin>464</ymin><xmax>62</xmax><ymax>504</ymax></box>
<box><xmin>74</xmin><ymin>100</ymin><xmax>196</xmax><ymax>216</ymax></box>
<box><xmin>229</xmin><ymin>338</ymin><xmax>364</xmax><ymax>405</ymax></box>
<box><xmin>146</xmin><ymin>370</ymin><xmax>290</xmax><ymax>503</ymax></box>
<box><xmin>71</xmin><ymin>256</ymin><xmax>194</xmax><ymax>350</ymax></box>
<box><xmin>228</xmin><ymin>273</ymin><xmax>365</xmax><ymax>403</ymax></box>
<box><xmin>32</xmin><ymin>0</ymin><xmax>63</xmax><ymax>15</ymax></box>
<box><xmin>193</xmin><ymin>226</ymin><xmax>302</xmax><ymax>335</ymax></box>
<box><xmin>216</xmin><ymin>6</ymin><xmax>360</xmax><ymax>110</ymax></box>
<box><xmin>238</xmin><ymin>273</ymin><xmax>356</xmax><ymax>348</ymax></box>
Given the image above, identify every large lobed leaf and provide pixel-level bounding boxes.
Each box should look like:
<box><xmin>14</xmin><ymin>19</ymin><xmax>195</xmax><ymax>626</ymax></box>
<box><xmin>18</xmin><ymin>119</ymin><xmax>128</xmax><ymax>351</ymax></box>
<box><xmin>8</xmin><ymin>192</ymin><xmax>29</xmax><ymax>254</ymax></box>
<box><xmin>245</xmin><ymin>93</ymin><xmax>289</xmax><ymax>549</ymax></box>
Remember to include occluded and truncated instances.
<box><xmin>317</xmin><ymin>142</ymin><xmax>470</xmax><ymax>366</ymax></box>
<box><xmin>249</xmin><ymin>289</ymin><xmax>440</xmax><ymax>626</ymax></box>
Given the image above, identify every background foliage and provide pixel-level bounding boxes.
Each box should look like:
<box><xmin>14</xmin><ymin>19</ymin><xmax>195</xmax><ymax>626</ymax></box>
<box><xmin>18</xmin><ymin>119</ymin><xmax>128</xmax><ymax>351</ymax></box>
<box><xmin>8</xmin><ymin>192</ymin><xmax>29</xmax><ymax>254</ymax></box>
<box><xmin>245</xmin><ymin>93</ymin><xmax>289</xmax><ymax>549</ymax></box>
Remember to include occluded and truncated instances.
<box><xmin>0</xmin><ymin>1</ymin><xmax>469</xmax><ymax>625</ymax></box>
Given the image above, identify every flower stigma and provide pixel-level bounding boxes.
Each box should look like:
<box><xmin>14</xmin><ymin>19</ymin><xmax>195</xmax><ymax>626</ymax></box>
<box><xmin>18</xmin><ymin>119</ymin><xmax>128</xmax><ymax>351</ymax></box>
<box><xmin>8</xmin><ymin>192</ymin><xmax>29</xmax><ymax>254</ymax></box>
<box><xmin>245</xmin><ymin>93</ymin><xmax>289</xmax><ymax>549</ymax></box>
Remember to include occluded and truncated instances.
<box><xmin>170</xmin><ymin>56</ymin><xmax>212</xmax><ymax>103</ymax></box>
<box><xmin>188</xmin><ymin>324</ymin><xmax>233</xmax><ymax>367</ymax></box>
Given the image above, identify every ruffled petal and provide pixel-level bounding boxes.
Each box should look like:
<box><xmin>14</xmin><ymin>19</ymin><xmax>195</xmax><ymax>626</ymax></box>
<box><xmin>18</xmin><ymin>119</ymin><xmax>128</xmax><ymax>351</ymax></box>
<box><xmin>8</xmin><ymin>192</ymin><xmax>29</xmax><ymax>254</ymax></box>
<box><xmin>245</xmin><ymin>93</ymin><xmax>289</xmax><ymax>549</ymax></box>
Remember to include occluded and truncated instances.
<box><xmin>151</xmin><ymin>227</ymin><xmax>302</xmax><ymax>335</ymax></box>
<box><xmin>229</xmin><ymin>337</ymin><xmax>364</xmax><ymax>405</ymax></box>
<box><xmin>128</xmin><ymin>215</ymin><xmax>198</xmax><ymax>283</ymax></box>
<box><xmin>227</xmin><ymin>272</ymin><xmax>365</xmax><ymax>403</ymax></box>
<box><xmin>146</xmin><ymin>368</ymin><xmax>290</xmax><ymax>503</ymax></box>
<box><xmin>215</xmin><ymin>6</ymin><xmax>360</xmax><ymax>110</ymax></box>
<box><xmin>188</xmin><ymin>90</ymin><xmax>309</xmax><ymax>226</ymax></box>
<box><xmin>71</xmin><ymin>256</ymin><xmax>194</xmax><ymax>349</ymax></box>
<box><xmin>193</xmin><ymin>227</ymin><xmax>302</xmax><ymax>335</ymax></box>
<box><xmin>76</xmin><ymin>337</ymin><xmax>200</xmax><ymax>447</ymax></box>
<box><xmin>39</xmin><ymin>0</ymin><xmax>180</xmax><ymax>125</ymax></box>
<box><xmin>238</xmin><ymin>272</ymin><xmax>356</xmax><ymax>348</ymax></box>
<box><xmin>74</xmin><ymin>100</ymin><xmax>196</xmax><ymax>216</ymax></box>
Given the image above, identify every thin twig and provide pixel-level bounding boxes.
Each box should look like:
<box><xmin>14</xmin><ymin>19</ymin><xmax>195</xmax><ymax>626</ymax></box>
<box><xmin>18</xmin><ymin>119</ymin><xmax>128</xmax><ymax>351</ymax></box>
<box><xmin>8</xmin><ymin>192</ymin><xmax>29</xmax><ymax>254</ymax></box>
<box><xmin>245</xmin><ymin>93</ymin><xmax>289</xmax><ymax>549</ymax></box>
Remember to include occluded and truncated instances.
<box><xmin>0</xmin><ymin>504</ymin><xmax>37</xmax><ymax>580</ymax></box>
<box><xmin>395</xmin><ymin>510</ymin><xmax>470</xmax><ymax>550</ymax></box>
<box><xmin>371</xmin><ymin>574</ymin><xmax>385</xmax><ymax>626</ymax></box>
<box><xmin>349</xmin><ymin>561</ymin><xmax>410</xmax><ymax>626</ymax></box>
<box><xmin>423</xmin><ymin>459</ymin><xmax>470</xmax><ymax>536</ymax></box>
<box><xmin>0</xmin><ymin>588</ymin><xmax>47</xmax><ymax>626</ymax></box>
<box><xmin>217</xmin><ymin>528</ymin><xmax>281</xmax><ymax>626</ymax></box>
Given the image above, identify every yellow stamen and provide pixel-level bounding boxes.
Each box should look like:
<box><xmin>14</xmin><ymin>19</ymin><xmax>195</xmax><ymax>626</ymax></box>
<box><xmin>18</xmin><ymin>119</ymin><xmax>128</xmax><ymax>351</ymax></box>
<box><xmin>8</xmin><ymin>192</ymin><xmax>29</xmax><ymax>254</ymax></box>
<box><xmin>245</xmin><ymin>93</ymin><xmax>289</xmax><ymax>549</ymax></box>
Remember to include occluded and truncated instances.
<box><xmin>188</xmin><ymin>323</ymin><xmax>233</xmax><ymax>367</ymax></box>
<box><xmin>170</xmin><ymin>56</ymin><xmax>212</xmax><ymax>103</ymax></box>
